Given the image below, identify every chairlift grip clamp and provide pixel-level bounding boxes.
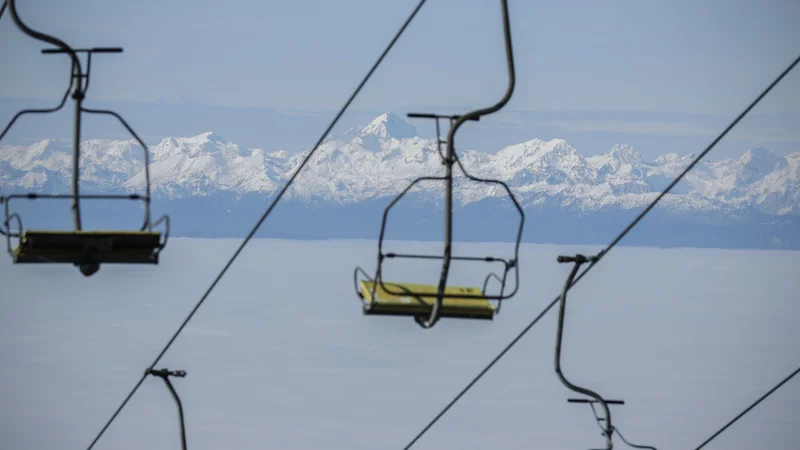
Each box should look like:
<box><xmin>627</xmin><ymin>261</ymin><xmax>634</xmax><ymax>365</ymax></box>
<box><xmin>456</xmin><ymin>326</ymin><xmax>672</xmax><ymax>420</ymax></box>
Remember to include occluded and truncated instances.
<box><xmin>557</xmin><ymin>254</ymin><xmax>599</xmax><ymax>265</ymax></box>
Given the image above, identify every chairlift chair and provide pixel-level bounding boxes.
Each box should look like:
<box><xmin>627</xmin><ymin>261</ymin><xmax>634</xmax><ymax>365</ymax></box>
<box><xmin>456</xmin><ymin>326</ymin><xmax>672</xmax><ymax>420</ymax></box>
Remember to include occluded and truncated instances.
<box><xmin>353</xmin><ymin>0</ymin><xmax>524</xmax><ymax>329</ymax></box>
<box><xmin>0</xmin><ymin>0</ymin><xmax>169</xmax><ymax>277</ymax></box>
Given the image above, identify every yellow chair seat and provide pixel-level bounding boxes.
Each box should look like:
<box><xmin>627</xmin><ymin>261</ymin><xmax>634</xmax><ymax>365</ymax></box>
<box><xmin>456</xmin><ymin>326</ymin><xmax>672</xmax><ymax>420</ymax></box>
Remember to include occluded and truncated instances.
<box><xmin>360</xmin><ymin>280</ymin><xmax>495</xmax><ymax>320</ymax></box>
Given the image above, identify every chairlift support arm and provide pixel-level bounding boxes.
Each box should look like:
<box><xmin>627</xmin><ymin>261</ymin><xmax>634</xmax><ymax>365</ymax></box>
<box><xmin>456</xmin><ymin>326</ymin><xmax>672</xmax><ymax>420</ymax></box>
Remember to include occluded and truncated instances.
<box><xmin>146</xmin><ymin>368</ymin><xmax>188</xmax><ymax>450</ymax></box>
<box><xmin>421</xmin><ymin>0</ymin><xmax>516</xmax><ymax>330</ymax></box>
<box><xmin>555</xmin><ymin>254</ymin><xmax>614</xmax><ymax>449</ymax></box>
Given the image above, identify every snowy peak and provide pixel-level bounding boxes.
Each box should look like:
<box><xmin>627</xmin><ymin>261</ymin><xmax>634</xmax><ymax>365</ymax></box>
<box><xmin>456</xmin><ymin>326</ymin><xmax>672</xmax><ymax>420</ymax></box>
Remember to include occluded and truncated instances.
<box><xmin>737</xmin><ymin>148</ymin><xmax>786</xmax><ymax>182</ymax></box>
<box><xmin>584</xmin><ymin>145</ymin><xmax>650</xmax><ymax>194</ymax></box>
<box><xmin>589</xmin><ymin>145</ymin><xmax>644</xmax><ymax>172</ymax></box>
<box><xmin>700</xmin><ymin>147</ymin><xmax>786</xmax><ymax>194</ymax></box>
<box><xmin>491</xmin><ymin>138</ymin><xmax>594</xmax><ymax>186</ymax></box>
<box><xmin>653</xmin><ymin>152</ymin><xmax>696</xmax><ymax>167</ymax></box>
<box><xmin>495</xmin><ymin>138</ymin><xmax>583</xmax><ymax>172</ymax></box>
<box><xmin>2</xmin><ymin>139</ymin><xmax>68</xmax><ymax>171</ymax></box>
<box><xmin>151</xmin><ymin>131</ymin><xmax>246</xmax><ymax>161</ymax></box>
<box><xmin>359</xmin><ymin>112</ymin><xmax>417</xmax><ymax>140</ymax></box>
<box><xmin>609</xmin><ymin>144</ymin><xmax>644</xmax><ymax>169</ymax></box>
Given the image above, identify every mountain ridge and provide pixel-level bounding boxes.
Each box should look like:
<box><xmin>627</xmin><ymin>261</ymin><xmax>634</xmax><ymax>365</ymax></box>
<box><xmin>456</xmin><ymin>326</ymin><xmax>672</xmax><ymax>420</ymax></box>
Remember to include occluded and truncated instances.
<box><xmin>1</xmin><ymin>112</ymin><xmax>798</xmax><ymax>219</ymax></box>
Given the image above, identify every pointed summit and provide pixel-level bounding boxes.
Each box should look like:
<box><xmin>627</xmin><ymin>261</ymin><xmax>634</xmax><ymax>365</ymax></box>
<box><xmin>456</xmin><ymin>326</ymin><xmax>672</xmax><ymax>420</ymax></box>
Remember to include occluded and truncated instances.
<box><xmin>360</xmin><ymin>112</ymin><xmax>417</xmax><ymax>140</ymax></box>
<box><xmin>653</xmin><ymin>153</ymin><xmax>680</xmax><ymax>165</ymax></box>
<box><xmin>150</xmin><ymin>131</ymin><xmax>244</xmax><ymax>160</ymax></box>
<box><xmin>607</xmin><ymin>144</ymin><xmax>644</xmax><ymax>172</ymax></box>
<box><xmin>740</xmin><ymin>147</ymin><xmax>783</xmax><ymax>171</ymax></box>
<box><xmin>732</xmin><ymin>147</ymin><xmax>786</xmax><ymax>185</ymax></box>
<box><xmin>188</xmin><ymin>131</ymin><xmax>227</xmax><ymax>144</ymax></box>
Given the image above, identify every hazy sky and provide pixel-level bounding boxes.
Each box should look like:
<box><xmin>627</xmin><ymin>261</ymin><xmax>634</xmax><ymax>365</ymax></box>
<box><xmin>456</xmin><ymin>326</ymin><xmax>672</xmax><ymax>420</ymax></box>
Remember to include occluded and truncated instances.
<box><xmin>1</xmin><ymin>0</ymin><xmax>799</xmax><ymax>115</ymax></box>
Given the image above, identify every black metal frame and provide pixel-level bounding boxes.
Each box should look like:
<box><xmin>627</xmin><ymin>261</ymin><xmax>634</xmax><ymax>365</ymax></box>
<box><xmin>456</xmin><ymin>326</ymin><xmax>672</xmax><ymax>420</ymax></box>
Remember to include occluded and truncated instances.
<box><xmin>2</xmin><ymin>193</ymin><xmax>170</xmax><ymax>261</ymax></box>
<box><xmin>353</xmin><ymin>0</ymin><xmax>524</xmax><ymax>329</ymax></box>
<box><xmin>556</xmin><ymin>254</ymin><xmax>656</xmax><ymax>450</ymax></box>
<box><xmin>0</xmin><ymin>0</ymin><xmax>169</xmax><ymax>261</ymax></box>
<box><xmin>145</xmin><ymin>368</ymin><xmax>188</xmax><ymax>450</ymax></box>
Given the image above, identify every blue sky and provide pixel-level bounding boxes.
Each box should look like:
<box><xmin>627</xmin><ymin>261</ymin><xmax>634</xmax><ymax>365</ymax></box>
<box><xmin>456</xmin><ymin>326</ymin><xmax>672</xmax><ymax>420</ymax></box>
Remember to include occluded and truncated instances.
<box><xmin>1</xmin><ymin>0</ymin><xmax>798</xmax><ymax>158</ymax></box>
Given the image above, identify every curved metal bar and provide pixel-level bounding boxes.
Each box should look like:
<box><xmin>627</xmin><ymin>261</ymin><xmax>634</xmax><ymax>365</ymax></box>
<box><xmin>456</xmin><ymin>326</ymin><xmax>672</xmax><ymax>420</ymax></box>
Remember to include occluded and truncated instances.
<box><xmin>4</xmin><ymin>224</ymin><xmax>11</xmax><ymax>256</ymax></box>
<box><xmin>434</xmin><ymin>118</ymin><xmax>445</xmax><ymax>162</ymax></box>
<box><xmin>4</xmin><ymin>212</ymin><xmax>22</xmax><ymax>237</ymax></box>
<box><xmin>80</xmin><ymin>107</ymin><xmax>153</xmax><ymax>230</ymax></box>
<box><xmin>404</xmin><ymin>118</ymin><xmax>525</xmax><ymax>300</ymax></box>
<box><xmin>386</xmin><ymin>126</ymin><xmax>523</xmax><ymax>304</ymax></box>
<box><xmin>373</xmin><ymin>177</ymin><xmax>519</xmax><ymax>300</ymax></box>
<box><xmin>161</xmin><ymin>377</ymin><xmax>187</xmax><ymax>450</ymax></box>
<box><xmin>376</xmin><ymin>175</ymin><xmax>445</xmax><ymax>253</ymax></box>
<box><xmin>452</xmin><ymin>152</ymin><xmax>525</xmax><ymax>268</ymax></box>
<box><xmin>149</xmin><ymin>214</ymin><xmax>170</xmax><ymax>252</ymax></box>
<box><xmin>481</xmin><ymin>269</ymin><xmax>509</xmax><ymax>314</ymax></box>
<box><xmin>353</xmin><ymin>265</ymin><xmax>373</xmax><ymax>302</ymax></box>
<box><xmin>614</xmin><ymin>427</ymin><xmax>657</xmax><ymax>450</ymax></box>
<box><xmin>0</xmin><ymin>1</ymin><xmax>7</xmax><ymax>22</ymax></box>
<box><xmin>83</xmin><ymin>52</ymin><xmax>93</xmax><ymax>95</ymax></box>
<box><xmin>0</xmin><ymin>197</ymin><xmax>8</xmax><ymax>237</ymax></box>
<box><xmin>0</xmin><ymin>66</ymin><xmax>75</xmax><ymax>142</ymax></box>
<box><xmin>588</xmin><ymin>402</ymin><xmax>657</xmax><ymax>449</ymax></box>
<box><xmin>375</xmin><ymin>175</ymin><xmax>445</xmax><ymax>299</ymax></box>
<box><xmin>555</xmin><ymin>257</ymin><xmax>613</xmax><ymax>450</ymax></box>
<box><xmin>421</xmin><ymin>0</ymin><xmax>517</xmax><ymax>329</ymax></box>
<box><xmin>6</xmin><ymin>0</ymin><xmax>81</xmax><ymax>74</ymax></box>
<box><xmin>481</xmin><ymin>272</ymin><xmax>503</xmax><ymax>296</ymax></box>
<box><xmin>588</xmin><ymin>402</ymin><xmax>610</xmax><ymax>434</ymax></box>
<box><xmin>443</xmin><ymin>0</ymin><xmax>515</xmax><ymax>147</ymax></box>
<box><xmin>3</xmin><ymin>212</ymin><xmax>22</xmax><ymax>256</ymax></box>
<box><xmin>373</xmin><ymin>172</ymin><xmax>521</xmax><ymax>301</ymax></box>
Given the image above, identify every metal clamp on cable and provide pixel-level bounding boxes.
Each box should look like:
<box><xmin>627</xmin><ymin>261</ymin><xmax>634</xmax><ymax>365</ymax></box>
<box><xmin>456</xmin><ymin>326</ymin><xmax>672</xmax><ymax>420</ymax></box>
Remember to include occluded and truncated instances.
<box><xmin>145</xmin><ymin>368</ymin><xmax>188</xmax><ymax>450</ymax></box>
<box><xmin>557</xmin><ymin>254</ymin><xmax>599</xmax><ymax>265</ymax></box>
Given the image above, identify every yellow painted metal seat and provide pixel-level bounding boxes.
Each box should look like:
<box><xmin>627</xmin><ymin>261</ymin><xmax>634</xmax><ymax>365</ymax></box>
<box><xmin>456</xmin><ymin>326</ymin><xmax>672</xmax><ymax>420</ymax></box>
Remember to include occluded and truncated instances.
<box><xmin>359</xmin><ymin>280</ymin><xmax>496</xmax><ymax>320</ymax></box>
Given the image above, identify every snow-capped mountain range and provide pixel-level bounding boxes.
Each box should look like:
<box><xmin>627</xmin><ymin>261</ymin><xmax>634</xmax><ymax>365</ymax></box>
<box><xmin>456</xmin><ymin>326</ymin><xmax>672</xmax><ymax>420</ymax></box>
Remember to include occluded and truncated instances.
<box><xmin>1</xmin><ymin>112</ymin><xmax>798</xmax><ymax>217</ymax></box>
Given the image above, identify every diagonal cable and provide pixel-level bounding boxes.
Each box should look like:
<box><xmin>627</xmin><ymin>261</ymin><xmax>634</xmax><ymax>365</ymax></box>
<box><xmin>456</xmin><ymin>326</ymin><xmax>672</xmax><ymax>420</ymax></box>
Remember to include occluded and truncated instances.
<box><xmin>693</xmin><ymin>364</ymin><xmax>800</xmax><ymax>450</ymax></box>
